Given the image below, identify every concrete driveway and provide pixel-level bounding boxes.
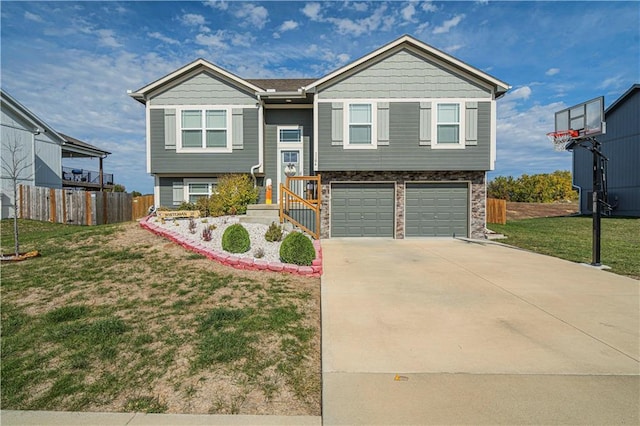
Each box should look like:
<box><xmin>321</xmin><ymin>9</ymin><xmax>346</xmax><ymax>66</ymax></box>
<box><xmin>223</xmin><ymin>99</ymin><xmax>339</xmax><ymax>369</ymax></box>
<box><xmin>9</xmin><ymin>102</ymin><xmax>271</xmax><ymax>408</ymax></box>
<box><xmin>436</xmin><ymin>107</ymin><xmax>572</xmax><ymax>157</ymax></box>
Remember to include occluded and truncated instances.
<box><xmin>321</xmin><ymin>239</ymin><xmax>639</xmax><ymax>425</ymax></box>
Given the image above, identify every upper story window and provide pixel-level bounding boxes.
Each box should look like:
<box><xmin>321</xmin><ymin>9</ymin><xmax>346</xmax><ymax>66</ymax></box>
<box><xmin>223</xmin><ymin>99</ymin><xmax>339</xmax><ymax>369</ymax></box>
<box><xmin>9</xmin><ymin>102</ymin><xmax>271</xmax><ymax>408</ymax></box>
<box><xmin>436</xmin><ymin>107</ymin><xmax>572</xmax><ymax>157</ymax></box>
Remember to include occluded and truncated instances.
<box><xmin>436</xmin><ymin>104</ymin><xmax>460</xmax><ymax>144</ymax></box>
<box><xmin>344</xmin><ymin>103</ymin><xmax>377</xmax><ymax>149</ymax></box>
<box><xmin>278</xmin><ymin>127</ymin><xmax>303</xmax><ymax>144</ymax></box>
<box><xmin>178</xmin><ymin>108</ymin><xmax>231</xmax><ymax>152</ymax></box>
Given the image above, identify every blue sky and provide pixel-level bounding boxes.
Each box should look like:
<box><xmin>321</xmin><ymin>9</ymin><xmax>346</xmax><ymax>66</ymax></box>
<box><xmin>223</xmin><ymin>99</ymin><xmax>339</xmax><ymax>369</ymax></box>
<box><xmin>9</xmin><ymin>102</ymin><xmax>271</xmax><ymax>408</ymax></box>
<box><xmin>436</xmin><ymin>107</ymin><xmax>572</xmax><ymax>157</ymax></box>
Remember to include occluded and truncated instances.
<box><xmin>1</xmin><ymin>1</ymin><xmax>638</xmax><ymax>194</ymax></box>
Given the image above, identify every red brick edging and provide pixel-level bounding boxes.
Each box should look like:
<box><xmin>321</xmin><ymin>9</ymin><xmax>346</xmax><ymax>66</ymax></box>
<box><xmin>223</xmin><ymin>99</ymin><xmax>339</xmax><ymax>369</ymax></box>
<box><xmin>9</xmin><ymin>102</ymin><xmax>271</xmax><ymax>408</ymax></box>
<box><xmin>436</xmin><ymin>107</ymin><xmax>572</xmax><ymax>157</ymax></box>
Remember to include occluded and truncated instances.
<box><xmin>139</xmin><ymin>216</ymin><xmax>323</xmax><ymax>277</ymax></box>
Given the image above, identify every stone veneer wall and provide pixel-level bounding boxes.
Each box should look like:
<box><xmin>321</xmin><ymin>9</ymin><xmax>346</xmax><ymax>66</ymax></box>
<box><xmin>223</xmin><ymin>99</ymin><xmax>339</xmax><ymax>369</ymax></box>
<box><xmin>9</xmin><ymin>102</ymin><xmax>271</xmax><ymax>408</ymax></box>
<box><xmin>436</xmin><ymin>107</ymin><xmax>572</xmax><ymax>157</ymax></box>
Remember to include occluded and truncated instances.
<box><xmin>320</xmin><ymin>171</ymin><xmax>487</xmax><ymax>239</ymax></box>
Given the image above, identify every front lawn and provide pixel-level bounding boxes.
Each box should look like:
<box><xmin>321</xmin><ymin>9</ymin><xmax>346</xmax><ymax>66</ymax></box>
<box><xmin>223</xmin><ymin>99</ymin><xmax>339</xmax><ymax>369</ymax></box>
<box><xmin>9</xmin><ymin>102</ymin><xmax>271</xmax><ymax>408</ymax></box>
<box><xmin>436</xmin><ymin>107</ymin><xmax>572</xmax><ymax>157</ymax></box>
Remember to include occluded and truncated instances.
<box><xmin>1</xmin><ymin>219</ymin><xmax>320</xmax><ymax>415</ymax></box>
<box><xmin>489</xmin><ymin>216</ymin><xmax>640</xmax><ymax>279</ymax></box>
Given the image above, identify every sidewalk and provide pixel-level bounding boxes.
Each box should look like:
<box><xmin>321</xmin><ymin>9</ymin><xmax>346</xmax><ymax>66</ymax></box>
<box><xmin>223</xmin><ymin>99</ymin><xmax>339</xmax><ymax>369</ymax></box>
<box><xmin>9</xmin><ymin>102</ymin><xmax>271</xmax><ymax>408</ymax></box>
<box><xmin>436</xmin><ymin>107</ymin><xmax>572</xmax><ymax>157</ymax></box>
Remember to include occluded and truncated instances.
<box><xmin>0</xmin><ymin>411</ymin><xmax>321</xmax><ymax>426</ymax></box>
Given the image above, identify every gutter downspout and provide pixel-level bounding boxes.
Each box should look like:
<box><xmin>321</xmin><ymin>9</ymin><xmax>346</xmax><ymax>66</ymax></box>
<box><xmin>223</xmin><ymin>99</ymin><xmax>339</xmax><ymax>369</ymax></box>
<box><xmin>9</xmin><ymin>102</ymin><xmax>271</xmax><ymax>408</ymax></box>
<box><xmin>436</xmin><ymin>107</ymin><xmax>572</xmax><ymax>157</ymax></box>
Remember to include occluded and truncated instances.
<box><xmin>250</xmin><ymin>163</ymin><xmax>262</xmax><ymax>188</ymax></box>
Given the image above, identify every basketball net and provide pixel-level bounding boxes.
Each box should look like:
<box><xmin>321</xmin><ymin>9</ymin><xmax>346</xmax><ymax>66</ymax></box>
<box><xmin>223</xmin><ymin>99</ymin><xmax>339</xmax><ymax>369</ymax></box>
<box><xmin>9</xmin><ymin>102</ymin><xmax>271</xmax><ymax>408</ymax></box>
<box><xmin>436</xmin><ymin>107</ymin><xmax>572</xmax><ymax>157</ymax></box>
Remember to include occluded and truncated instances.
<box><xmin>547</xmin><ymin>129</ymin><xmax>579</xmax><ymax>152</ymax></box>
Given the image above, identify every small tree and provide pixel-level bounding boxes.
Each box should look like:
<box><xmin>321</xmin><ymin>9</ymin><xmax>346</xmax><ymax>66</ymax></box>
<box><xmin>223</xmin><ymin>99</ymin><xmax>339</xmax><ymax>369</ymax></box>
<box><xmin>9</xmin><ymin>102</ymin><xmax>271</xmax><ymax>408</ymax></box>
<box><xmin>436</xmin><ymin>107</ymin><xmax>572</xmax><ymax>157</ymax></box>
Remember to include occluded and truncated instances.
<box><xmin>1</xmin><ymin>137</ymin><xmax>34</xmax><ymax>256</ymax></box>
<box><xmin>113</xmin><ymin>184</ymin><xmax>126</xmax><ymax>192</ymax></box>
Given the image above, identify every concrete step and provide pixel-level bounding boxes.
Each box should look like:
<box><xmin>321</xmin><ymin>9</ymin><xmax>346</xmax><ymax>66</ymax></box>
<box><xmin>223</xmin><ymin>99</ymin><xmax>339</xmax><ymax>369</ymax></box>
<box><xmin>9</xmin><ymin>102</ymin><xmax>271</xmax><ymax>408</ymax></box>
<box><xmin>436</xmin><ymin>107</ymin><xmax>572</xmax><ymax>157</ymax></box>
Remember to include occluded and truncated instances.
<box><xmin>245</xmin><ymin>204</ymin><xmax>280</xmax><ymax>218</ymax></box>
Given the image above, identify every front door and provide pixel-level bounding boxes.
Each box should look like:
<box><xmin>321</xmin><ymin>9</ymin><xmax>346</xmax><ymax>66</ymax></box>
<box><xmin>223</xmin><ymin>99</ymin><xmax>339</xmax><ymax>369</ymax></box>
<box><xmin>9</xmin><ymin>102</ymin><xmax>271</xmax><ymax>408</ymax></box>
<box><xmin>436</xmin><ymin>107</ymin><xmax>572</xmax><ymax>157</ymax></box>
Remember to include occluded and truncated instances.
<box><xmin>280</xmin><ymin>150</ymin><xmax>301</xmax><ymax>196</ymax></box>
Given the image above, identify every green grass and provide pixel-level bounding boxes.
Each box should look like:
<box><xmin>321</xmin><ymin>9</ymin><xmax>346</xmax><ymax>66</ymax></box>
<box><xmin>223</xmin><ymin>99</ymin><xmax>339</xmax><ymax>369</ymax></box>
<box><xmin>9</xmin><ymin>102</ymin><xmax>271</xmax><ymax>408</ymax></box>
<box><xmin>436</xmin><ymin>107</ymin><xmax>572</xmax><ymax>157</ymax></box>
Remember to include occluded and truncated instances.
<box><xmin>490</xmin><ymin>216</ymin><xmax>640</xmax><ymax>278</ymax></box>
<box><xmin>1</xmin><ymin>219</ymin><xmax>320</xmax><ymax>415</ymax></box>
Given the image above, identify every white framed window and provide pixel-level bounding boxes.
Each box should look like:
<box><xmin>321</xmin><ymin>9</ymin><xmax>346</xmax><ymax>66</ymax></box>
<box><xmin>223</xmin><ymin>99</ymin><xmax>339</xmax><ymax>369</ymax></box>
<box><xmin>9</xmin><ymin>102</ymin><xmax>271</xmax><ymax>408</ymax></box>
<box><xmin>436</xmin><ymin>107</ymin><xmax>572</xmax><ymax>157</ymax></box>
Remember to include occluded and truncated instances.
<box><xmin>278</xmin><ymin>126</ymin><xmax>303</xmax><ymax>143</ymax></box>
<box><xmin>178</xmin><ymin>108</ymin><xmax>232</xmax><ymax>152</ymax></box>
<box><xmin>185</xmin><ymin>179</ymin><xmax>217</xmax><ymax>203</ymax></box>
<box><xmin>345</xmin><ymin>102</ymin><xmax>377</xmax><ymax>149</ymax></box>
<box><xmin>432</xmin><ymin>101</ymin><xmax>465</xmax><ymax>149</ymax></box>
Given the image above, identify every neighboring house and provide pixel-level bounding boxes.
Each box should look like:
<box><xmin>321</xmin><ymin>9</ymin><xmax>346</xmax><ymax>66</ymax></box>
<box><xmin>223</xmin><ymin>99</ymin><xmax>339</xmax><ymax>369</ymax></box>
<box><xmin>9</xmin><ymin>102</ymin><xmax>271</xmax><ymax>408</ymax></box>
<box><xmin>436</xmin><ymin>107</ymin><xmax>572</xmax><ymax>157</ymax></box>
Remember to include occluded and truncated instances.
<box><xmin>1</xmin><ymin>89</ymin><xmax>113</xmax><ymax>219</ymax></box>
<box><xmin>129</xmin><ymin>35</ymin><xmax>510</xmax><ymax>238</ymax></box>
<box><xmin>572</xmin><ymin>84</ymin><xmax>640</xmax><ymax>217</ymax></box>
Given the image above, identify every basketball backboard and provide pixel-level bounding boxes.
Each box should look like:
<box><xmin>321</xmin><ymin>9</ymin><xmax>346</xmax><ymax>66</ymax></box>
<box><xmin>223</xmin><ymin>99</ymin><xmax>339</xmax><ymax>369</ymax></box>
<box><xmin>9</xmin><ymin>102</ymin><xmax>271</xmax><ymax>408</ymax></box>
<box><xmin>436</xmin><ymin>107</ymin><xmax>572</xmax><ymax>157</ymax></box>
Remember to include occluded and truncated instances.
<box><xmin>554</xmin><ymin>96</ymin><xmax>605</xmax><ymax>138</ymax></box>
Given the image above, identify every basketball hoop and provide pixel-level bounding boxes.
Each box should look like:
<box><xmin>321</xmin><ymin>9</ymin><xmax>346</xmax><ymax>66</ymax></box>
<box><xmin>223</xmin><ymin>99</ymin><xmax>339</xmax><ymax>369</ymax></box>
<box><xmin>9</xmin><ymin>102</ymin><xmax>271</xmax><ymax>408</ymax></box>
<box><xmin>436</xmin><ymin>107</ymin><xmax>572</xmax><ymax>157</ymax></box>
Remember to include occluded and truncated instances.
<box><xmin>547</xmin><ymin>129</ymin><xmax>579</xmax><ymax>151</ymax></box>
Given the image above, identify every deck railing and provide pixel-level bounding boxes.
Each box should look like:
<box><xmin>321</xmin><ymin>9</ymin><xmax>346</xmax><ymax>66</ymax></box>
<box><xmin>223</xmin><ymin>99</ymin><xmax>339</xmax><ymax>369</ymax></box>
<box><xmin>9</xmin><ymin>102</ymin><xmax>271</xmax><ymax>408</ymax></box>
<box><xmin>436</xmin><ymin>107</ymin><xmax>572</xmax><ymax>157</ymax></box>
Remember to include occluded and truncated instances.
<box><xmin>62</xmin><ymin>166</ymin><xmax>114</xmax><ymax>188</ymax></box>
<box><xmin>279</xmin><ymin>175</ymin><xmax>321</xmax><ymax>239</ymax></box>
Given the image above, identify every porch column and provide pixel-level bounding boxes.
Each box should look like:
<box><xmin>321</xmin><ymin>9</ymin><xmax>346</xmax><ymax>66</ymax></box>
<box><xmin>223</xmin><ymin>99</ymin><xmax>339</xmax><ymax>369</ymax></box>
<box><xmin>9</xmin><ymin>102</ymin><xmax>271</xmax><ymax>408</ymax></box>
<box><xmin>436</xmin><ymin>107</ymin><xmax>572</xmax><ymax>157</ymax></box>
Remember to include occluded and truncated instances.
<box><xmin>99</xmin><ymin>156</ymin><xmax>104</xmax><ymax>192</ymax></box>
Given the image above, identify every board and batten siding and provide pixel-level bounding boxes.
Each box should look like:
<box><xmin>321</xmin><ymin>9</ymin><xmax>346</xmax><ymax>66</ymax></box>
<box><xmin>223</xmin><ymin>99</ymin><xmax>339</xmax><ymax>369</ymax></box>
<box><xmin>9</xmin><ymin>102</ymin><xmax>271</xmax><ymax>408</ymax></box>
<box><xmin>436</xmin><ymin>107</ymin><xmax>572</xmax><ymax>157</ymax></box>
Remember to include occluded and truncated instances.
<box><xmin>573</xmin><ymin>87</ymin><xmax>640</xmax><ymax>216</ymax></box>
<box><xmin>317</xmin><ymin>101</ymin><xmax>491</xmax><ymax>171</ymax></box>
<box><xmin>148</xmin><ymin>71</ymin><xmax>256</xmax><ymax>106</ymax></box>
<box><xmin>149</xmin><ymin>108</ymin><xmax>259</xmax><ymax>174</ymax></box>
<box><xmin>319</xmin><ymin>49</ymin><xmax>491</xmax><ymax>99</ymax></box>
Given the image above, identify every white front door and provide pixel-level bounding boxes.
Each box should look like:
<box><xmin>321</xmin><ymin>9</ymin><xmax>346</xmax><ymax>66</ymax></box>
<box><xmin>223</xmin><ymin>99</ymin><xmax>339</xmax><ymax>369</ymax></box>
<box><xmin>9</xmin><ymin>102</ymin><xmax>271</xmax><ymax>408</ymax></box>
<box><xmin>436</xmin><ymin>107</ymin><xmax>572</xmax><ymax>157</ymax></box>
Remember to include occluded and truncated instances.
<box><xmin>277</xmin><ymin>126</ymin><xmax>304</xmax><ymax>200</ymax></box>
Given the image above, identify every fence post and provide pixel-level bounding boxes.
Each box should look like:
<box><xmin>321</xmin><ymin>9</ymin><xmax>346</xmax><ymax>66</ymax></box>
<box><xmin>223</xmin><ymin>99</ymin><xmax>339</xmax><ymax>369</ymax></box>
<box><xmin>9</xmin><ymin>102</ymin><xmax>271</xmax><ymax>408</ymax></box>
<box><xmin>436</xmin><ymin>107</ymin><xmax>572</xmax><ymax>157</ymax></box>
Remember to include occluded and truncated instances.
<box><xmin>85</xmin><ymin>191</ymin><xmax>92</xmax><ymax>225</ymax></box>
<box><xmin>49</xmin><ymin>188</ymin><xmax>56</xmax><ymax>223</ymax></box>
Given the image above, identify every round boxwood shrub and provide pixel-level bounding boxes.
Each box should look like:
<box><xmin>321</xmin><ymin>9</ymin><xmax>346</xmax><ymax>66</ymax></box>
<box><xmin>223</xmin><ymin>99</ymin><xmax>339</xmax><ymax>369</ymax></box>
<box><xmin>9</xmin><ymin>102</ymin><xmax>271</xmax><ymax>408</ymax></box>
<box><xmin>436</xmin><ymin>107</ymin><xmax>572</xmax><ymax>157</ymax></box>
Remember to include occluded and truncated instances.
<box><xmin>279</xmin><ymin>232</ymin><xmax>316</xmax><ymax>266</ymax></box>
<box><xmin>222</xmin><ymin>224</ymin><xmax>250</xmax><ymax>254</ymax></box>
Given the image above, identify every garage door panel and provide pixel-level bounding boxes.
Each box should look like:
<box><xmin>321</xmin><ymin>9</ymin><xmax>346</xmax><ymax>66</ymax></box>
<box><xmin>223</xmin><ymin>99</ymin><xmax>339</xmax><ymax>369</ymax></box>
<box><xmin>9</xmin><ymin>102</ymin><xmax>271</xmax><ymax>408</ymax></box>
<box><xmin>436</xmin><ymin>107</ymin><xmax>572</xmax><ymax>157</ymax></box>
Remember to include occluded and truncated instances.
<box><xmin>405</xmin><ymin>183</ymin><xmax>469</xmax><ymax>237</ymax></box>
<box><xmin>332</xmin><ymin>183</ymin><xmax>395</xmax><ymax>237</ymax></box>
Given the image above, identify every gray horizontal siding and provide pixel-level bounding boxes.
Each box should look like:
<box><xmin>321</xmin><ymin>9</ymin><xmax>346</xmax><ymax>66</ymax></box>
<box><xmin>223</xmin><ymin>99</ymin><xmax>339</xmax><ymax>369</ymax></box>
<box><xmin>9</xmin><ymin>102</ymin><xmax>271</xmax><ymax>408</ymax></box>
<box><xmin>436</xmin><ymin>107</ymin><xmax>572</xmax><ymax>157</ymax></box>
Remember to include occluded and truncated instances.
<box><xmin>150</xmin><ymin>108</ymin><xmax>259</xmax><ymax>174</ymax></box>
<box><xmin>320</xmin><ymin>49</ymin><xmax>491</xmax><ymax>99</ymax></box>
<box><xmin>149</xmin><ymin>71</ymin><xmax>256</xmax><ymax>106</ymax></box>
<box><xmin>317</xmin><ymin>101</ymin><xmax>491</xmax><ymax>171</ymax></box>
<box><xmin>574</xmin><ymin>89</ymin><xmax>640</xmax><ymax>216</ymax></box>
<box><xmin>158</xmin><ymin>177</ymin><xmax>182</xmax><ymax>208</ymax></box>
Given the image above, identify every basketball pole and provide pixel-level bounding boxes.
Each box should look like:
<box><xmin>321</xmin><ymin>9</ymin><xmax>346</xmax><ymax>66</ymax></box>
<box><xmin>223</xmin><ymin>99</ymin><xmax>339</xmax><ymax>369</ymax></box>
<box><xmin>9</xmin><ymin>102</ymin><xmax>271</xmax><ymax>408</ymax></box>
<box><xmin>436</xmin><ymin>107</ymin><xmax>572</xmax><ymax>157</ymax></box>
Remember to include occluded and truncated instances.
<box><xmin>591</xmin><ymin>139</ymin><xmax>601</xmax><ymax>266</ymax></box>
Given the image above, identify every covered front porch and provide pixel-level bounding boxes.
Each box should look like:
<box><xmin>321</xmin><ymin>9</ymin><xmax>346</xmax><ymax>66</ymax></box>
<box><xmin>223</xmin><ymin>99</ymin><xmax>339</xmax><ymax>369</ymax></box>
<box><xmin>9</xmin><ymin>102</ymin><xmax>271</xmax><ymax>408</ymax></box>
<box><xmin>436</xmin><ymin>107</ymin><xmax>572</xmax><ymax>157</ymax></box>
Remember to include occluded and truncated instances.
<box><xmin>60</xmin><ymin>133</ymin><xmax>113</xmax><ymax>191</ymax></box>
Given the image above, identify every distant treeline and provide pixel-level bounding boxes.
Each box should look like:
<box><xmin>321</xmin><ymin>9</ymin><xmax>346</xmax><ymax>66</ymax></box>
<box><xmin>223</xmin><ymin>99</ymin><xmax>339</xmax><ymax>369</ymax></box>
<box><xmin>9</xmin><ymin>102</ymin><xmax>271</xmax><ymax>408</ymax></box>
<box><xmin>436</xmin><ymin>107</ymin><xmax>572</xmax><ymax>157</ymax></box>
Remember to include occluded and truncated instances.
<box><xmin>488</xmin><ymin>170</ymin><xmax>578</xmax><ymax>203</ymax></box>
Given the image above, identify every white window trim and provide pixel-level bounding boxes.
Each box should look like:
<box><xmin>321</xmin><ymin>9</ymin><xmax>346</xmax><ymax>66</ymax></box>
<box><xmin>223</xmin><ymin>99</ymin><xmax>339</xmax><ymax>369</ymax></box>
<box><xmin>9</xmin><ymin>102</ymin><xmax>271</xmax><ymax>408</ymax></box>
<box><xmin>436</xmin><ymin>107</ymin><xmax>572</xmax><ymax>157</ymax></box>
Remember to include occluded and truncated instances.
<box><xmin>176</xmin><ymin>106</ymin><xmax>233</xmax><ymax>153</ymax></box>
<box><xmin>431</xmin><ymin>100</ymin><xmax>466</xmax><ymax>150</ymax></box>
<box><xmin>344</xmin><ymin>102</ymin><xmax>378</xmax><ymax>150</ymax></box>
<box><xmin>183</xmin><ymin>178</ymin><xmax>217</xmax><ymax>203</ymax></box>
<box><xmin>277</xmin><ymin>125</ymin><xmax>304</xmax><ymax>144</ymax></box>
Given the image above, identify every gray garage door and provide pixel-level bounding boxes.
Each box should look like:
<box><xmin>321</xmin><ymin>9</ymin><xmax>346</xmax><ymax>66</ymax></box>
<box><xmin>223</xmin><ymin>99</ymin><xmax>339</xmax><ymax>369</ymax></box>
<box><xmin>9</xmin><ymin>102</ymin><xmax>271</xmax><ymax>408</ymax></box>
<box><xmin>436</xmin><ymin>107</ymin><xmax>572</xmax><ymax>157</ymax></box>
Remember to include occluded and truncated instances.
<box><xmin>331</xmin><ymin>183</ymin><xmax>395</xmax><ymax>237</ymax></box>
<box><xmin>405</xmin><ymin>182</ymin><xmax>469</xmax><ymax>237</ymax></box>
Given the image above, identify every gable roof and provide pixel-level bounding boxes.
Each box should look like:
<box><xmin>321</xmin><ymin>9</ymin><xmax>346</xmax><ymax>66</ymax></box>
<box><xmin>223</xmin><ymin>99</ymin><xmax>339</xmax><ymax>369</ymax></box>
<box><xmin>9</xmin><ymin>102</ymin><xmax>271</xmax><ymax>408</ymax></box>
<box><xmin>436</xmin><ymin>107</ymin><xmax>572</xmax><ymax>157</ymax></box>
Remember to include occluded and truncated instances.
<box><xmin>304</xmin><ymin>35</ymin><xmax>510</xmax><ymax>97</ymax></box>
<box><xmin>1</xmin><ymin>88</ymin><xmax>66</xmax><ymax>144</ymax></box>
<box><xmin>60</xmin><ymin>133</ymin><xmax>110</xmax><ymax>158</ymax></box>
<box><xmin>129</xmin><ymin>35</ymin><xmax>510</xmax><ymax>103</ymax></box>
<box><xmin>605</xmin><ymin>84</ymin><xmax>640</xmax><ymax>116</ymax></box>
<box><xmin>129</xmin><ymin>58</ymin><xmax>264</xmax><ymax>104</ymax></box>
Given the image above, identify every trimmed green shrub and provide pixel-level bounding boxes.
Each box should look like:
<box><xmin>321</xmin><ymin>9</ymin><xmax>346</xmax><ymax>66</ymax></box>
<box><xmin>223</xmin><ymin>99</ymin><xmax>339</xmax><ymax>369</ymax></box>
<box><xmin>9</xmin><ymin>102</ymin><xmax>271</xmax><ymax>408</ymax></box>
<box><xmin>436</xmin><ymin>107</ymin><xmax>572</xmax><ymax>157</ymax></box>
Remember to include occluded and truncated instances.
<box><xmin>177</xmin><ymin>201</ymin><xmax>198</xmax><ymax>211</ymax></box>
<box><xmin>222</xmin><ymin>224</ymin><xmax>250</xmax><ymax>254</ymax></box>
<box><xmin>279</xmin><ymin>232</ymin><xmax>315</xmax><ymax>266</ymax></box>
<box><xmin>264</xmin><ymin>222</ymin><xmax>283</xmax><ymax>242</ymax></box>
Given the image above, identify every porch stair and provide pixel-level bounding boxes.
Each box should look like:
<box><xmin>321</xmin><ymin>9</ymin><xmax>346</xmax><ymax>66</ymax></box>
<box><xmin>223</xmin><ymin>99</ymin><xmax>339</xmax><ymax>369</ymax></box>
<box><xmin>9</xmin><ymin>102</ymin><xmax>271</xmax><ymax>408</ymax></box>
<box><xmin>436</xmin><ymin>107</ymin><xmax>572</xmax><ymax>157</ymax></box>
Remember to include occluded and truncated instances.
<box><xmin>240</xmin><ymin>204</ymin><xmax>291</xmax><ymax>229</ymax></box>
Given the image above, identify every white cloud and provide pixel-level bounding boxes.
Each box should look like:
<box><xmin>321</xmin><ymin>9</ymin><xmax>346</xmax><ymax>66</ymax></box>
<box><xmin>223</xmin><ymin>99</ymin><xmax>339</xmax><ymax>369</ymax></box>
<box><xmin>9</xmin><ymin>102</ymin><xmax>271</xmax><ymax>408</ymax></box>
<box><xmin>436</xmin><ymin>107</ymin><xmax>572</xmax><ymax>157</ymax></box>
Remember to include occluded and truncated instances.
<box><xmin>422</xmin><ymin>1</ymin><xmax>438</xmax><ymax>12</ymax></box>
<box><xmin>96</xmin><ymin>29</ymin><xmax>122</xmax><ymax>48</ymax></box>
<box><xmin>234</xmin><ymin>3</ymin><xmax>268</xmax><ymax>29</ymax></box>
<box><xmin>203</xmin><ymin>0</ymin><xmax>228</xmax><ymax>10</ymax></box>
<box><xmin>24</xmin><ymin>11</ymin><xmax>44</xmax><ymax>22</ymax></box>
<box><xmin>445</xmin><ymin>44</ymin><xmax>464</xmax><ymax>53</ymax></box>
<box><xmin>352</xmin><ymin>2</ymin><xmax>369</xmax><ymax>12</ymax></box>
<box><xmin>230</xmin><ymin>32</ymin><xmax>255</xmax><ymax>47</ymax></box>
<box><xmin>180</xmin><ymin>13</ymin><xmax>206</xmax><ymax>27</ymax></box>
<box><xmin>433</xmin><ymin>14</ymin><xmax>465</xmax><ymax>34</ymax></box>
<box><xmin>401</xmin><ymin>3</ymin><xmax>417</xmax><ymax>23</ymax></box>
<box><xmin>302</xmin><ymin>3</ymin><xmax>322</xmax><ymax>21</ymax></box>
<box><xmin>195</xmin><ymin>31</ymin><xmax>228</xmax><ymax>50</ymax></box>
<box><xmin>598</xmin><ymin>75</ymin><xmax>624</xmax><ymax>90</ymax></box>
<box><xmin>279</xmin><ymin>20</ymin><xmax>299</xmax><ymax>32</ymax></box>
<box><xmin>502</xmin><ymin>86</ymin><xmax>532</xmax><ymax>102</ymax></box>
<box><xmin>148</xmin><ymin>31</ymin><xmax>179</xmax><ymax>45</ymax></box>
<box><xmin>546</xmin><ymin>68</ymin><xmax>560</xmax><ymax>76</ymax></box>
<box><xmin>326</xmin><ymin>4</ymin><xmax>389</xmax><ymax>36</ymax></box>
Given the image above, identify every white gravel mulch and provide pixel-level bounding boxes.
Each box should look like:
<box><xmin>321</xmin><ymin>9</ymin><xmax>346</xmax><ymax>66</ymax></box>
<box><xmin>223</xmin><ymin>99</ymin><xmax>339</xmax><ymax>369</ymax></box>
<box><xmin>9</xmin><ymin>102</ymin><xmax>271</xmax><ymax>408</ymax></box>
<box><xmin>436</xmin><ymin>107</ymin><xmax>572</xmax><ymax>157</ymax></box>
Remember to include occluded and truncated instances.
<box><xmin>152</xmin><ymin>215</ymin><xmax>291</xmax><ymax>263</ymax></box>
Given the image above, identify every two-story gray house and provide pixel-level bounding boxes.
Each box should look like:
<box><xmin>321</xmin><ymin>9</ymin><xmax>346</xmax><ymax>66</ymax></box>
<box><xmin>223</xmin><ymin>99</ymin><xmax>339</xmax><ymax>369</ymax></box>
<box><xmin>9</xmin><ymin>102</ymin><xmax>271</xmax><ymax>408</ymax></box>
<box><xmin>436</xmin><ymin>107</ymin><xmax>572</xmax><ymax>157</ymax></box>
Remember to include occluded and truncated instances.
<box><xmin>129</xmin><ymin>35</ymin><xmax>509</xmax><ymax>238</ymax></box>
<box><xmin>572</xmin><ymin>84</ymin><xmax>640</xmax><ymax>217</ymax></box>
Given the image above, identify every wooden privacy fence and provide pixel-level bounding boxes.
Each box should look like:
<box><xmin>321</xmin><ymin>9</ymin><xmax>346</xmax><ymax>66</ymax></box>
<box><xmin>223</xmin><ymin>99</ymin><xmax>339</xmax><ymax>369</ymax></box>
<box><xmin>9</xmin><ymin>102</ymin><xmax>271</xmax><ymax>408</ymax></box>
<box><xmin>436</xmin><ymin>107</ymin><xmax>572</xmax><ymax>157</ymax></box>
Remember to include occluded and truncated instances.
<box><xmin>487</xmin><ymin>198</ymin><xmax>507</xmax><ymax>224</ymax></box>
<box><xmin>132</xmin><ymin>195</ymin><xmax>155</xmax><ymax>220</ymax></box>
<box><xmin>19</xmin><ymin>185</ymin><xmax>134</xmax><ymax>225</ymax></box>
